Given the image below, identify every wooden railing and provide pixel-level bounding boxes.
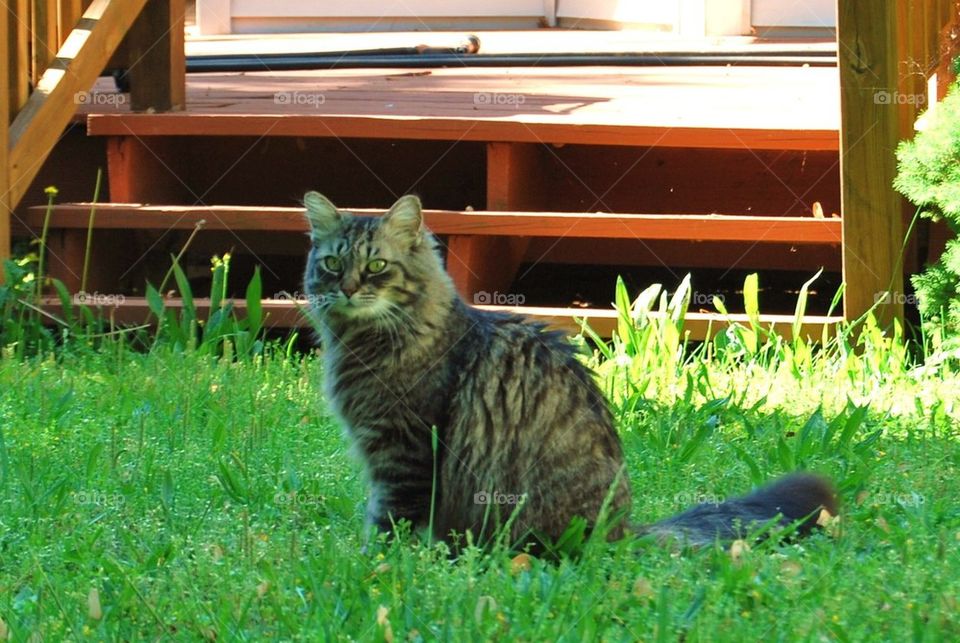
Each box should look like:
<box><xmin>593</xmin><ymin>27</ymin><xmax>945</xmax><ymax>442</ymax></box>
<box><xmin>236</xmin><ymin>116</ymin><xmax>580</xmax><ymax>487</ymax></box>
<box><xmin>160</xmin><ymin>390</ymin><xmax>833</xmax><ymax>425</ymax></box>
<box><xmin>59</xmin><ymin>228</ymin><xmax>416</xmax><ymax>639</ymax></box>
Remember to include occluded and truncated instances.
<box><xmin>838</xmin><ymin>0</ymin><xmax>958</xmax><ymax>326</ymax></box>
<box><xmin>1</xmin><ymin>0</ymin><xmax>185</xmax><ymax>278</ymax></box>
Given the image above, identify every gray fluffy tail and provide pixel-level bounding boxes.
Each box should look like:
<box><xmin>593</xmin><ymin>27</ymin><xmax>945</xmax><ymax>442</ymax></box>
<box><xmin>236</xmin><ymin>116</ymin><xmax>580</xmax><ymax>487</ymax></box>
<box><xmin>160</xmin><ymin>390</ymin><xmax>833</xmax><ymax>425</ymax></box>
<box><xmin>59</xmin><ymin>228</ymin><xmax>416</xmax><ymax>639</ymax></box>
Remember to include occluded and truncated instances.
<box><xmin>639</xmin><ymin>473</ymin><xmax>838</xmax><ymax>546</ymax></box>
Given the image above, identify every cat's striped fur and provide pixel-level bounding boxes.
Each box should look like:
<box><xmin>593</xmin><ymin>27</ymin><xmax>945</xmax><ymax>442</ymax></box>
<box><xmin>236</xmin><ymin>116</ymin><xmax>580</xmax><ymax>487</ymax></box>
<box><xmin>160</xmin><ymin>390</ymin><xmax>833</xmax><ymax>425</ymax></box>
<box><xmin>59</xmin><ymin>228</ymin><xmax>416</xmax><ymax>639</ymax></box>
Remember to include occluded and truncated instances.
<box><xmin>303</xmin><ymin>192</ymin><xmax>837</xmax><ymax>548</ymax></box>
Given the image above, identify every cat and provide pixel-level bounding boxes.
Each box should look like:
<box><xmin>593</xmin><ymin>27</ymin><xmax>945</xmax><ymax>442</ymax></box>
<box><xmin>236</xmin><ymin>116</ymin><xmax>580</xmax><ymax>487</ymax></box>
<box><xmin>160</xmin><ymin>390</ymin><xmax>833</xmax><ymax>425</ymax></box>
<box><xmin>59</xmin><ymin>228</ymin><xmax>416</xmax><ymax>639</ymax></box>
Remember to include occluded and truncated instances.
<box><xmin>302</xmin><ymin>191</ymin><xmax>837</xmax><ymax>549</ymax></box>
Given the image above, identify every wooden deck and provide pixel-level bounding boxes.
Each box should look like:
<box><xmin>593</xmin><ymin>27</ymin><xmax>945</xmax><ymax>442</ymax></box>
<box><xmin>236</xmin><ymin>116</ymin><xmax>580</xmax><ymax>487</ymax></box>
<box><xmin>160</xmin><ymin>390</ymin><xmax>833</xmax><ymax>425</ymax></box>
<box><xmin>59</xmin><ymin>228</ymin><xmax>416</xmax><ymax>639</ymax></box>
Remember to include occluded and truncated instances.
<box><xmin>38</xmin><ymin>296</ymin><xmax>841</xmax><ymax>342</ymax></box>
<box><xmin>21</xmin><ymin>204</ymin><xmax>842</xmax><ymax>244</ymax></box>
<box><xmin>81</xmin><ymin>64</ymin><xmax>839</xmax><ymax>150</ymax></box>
<box><xmin>55</xmin><ymin>58</ymin><xmax>845</xmax><ymax>332</ymax></box>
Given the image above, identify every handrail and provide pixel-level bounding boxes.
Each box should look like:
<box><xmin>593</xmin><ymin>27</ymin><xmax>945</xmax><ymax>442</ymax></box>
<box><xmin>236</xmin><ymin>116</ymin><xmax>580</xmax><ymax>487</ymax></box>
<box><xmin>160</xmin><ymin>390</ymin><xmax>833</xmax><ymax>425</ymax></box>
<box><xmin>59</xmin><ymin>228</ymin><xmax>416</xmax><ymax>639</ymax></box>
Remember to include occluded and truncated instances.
<box><xmin>1</xmin><ymin>0</ymin><xmax>185</xmax><ymax>279</ymax></box>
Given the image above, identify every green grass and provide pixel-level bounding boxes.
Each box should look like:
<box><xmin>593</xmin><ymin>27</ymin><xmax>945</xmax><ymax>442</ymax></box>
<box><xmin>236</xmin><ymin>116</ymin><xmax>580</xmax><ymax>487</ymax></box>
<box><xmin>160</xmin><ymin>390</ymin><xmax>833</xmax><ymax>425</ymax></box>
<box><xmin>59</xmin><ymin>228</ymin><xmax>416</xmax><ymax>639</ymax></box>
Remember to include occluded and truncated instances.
<box><xmin>0</xmin><ymin>306</ymin><xmax>959</xmax><ymax>639</ymax></box>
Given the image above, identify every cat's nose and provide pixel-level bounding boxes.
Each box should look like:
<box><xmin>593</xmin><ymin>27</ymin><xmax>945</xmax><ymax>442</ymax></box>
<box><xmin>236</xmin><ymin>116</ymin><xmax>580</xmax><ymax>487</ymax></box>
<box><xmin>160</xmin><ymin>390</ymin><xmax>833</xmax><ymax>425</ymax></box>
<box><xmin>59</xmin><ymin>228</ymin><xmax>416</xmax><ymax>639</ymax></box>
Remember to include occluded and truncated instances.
<box><xmin>341</xmin><ymin>283</ymin><xmax>359</xmax><ymax>298</ymax></box>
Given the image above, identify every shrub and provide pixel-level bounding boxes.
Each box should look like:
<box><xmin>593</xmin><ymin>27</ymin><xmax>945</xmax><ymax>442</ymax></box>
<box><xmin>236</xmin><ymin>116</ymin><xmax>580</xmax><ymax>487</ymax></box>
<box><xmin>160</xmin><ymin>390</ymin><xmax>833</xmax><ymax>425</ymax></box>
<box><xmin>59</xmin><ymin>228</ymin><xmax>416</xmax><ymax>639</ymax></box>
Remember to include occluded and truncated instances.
<box><xmin>895</xmin><ymin>79</ymin><xmax>960</xmax><ymax>348</ymax></box>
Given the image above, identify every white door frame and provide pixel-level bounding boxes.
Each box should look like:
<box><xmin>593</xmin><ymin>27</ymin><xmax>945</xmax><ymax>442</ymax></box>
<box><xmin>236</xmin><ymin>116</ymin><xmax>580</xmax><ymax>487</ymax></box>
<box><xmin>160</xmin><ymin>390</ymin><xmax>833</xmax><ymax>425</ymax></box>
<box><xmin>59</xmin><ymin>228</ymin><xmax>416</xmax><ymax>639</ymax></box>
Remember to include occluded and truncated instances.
<box><xmin>197</xmin><ymin>0</ymin><xmax>833</xmax><ymax>37</ymax></box>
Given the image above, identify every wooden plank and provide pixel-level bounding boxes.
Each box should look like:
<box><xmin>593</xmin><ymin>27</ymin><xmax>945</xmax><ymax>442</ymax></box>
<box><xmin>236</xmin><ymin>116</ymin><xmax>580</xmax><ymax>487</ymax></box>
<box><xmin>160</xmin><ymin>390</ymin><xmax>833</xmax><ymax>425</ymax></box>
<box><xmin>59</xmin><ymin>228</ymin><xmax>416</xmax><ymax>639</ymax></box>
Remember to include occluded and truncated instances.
<box><xmin>20</xmin><ymin>203</ymin><xmax>843</xmax><ymax>244</ymax></box>
<box><xmin>8</xmin><ymin>0</ymin><xmax>30</xmax><ymax>118</ymax></box>
<box><xmin>42</xmin><ymin>229</ymin><xmax>86</xmax><ymax>292</ymax></box>
<box><xmin>59</xmin><ymin>0</ymin><xmax>85</xmax><ymax>43</ymax></box>
<box><xmin>125</xmin><ymin>0</ymin><xmax>185</xmax><ymax>112</ymax></box>
<box><xmin>78</xmin><ymin>64</ymin><xmax>839</xmax><ymax>135</ymax></box>
<box><xmin>0</xmin><ymin>5</ymin><xmax>9</xmax><ymax>279</ymax></box>
<box><xmin>537</xmin><ymin>145</ymin><xmax>840</xmax><ymax>217</ymax></box>
<box><xmin>447</xmin><ymin>143</ymin><xmax>543</xmax><ymax>300</ymax></box>
<box><xmin>838</xmin><ymin>0</ymin><xmax>904</xmax><ymax>327</ymax></box>
<box><xmin>78</xmin><ymin>64</ymin><xmax>840</xmax><ymax>149</ymax></box>
<box><xmin>105</xmin><ymin>136</ymin><xmax>187</xmax><ymax>202</ymax></box>
<box><xmin>7</xmin><ymin>0</ymin><xmax>150</xmax><ymax>209</ymax></box>
<box><xmin>86</xmin><ymin>113</ymin><xmax>841</xmax><ymax>151</ymax></box>
<box><xmin>35</xmin><ymin>296</ymin><xmax>843</xmax><ymax>341</ymax></box>
<box><xmin>523</xmin><ymin>238</ymin><xmax>842</xmax><ymax>272</ymax></box>
<box><xmin>32</xmin><ymin>0</ymin><xmax>60</xmax><ymax>83</ymax></box>
<box><xmin>486</xmin><ymin>142</ymin><xmax>544</xmax><ymax>212</ymax></box>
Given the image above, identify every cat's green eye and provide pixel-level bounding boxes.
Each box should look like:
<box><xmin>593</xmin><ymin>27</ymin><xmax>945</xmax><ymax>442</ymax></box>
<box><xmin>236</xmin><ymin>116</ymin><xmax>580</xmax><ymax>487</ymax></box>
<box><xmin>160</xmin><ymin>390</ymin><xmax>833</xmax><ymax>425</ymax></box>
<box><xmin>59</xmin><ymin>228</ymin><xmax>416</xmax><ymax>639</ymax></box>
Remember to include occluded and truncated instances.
<box><xmin>366</xmin><ymin>258</ymin><xmax>388</xmax><ymax>274</ymax></box>
<box><xmin>322</xmin><ymin>255</ymin><xmax>342</xmax><ymax>272</ymax></box>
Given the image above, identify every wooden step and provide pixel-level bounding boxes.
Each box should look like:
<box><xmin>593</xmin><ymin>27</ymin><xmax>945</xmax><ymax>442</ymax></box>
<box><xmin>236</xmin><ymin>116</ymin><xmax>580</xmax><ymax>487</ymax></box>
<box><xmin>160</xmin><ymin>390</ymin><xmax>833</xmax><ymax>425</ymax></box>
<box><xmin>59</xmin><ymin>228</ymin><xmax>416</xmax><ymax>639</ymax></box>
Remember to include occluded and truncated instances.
<box><xmin>39</xmin><ymin>297</ymin><xmax>841</xmax><ymax>342</ymax></box>
<box><xmin>21</xmin><ymin>203</ymin><xmax>842</xmax><ymax>245</ymax></box>
<box><xmin>79</xmin><ymin>65</ymin><xmax>840</xmax><ymax>151</ymax></box>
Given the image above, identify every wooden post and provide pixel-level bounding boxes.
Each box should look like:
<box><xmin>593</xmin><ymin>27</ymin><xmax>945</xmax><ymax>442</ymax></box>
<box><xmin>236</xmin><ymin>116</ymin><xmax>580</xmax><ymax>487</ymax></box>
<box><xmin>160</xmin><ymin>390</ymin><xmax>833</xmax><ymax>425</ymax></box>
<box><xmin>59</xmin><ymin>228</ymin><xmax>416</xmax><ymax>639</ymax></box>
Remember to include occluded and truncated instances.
<box><xmin>446</xmin><ymin>143</ymin><xmax>543</xmax><ymax>303</ymax></box>
<box><xmin>7</xmin><ymin>0</ymin><xmax>150</xmax><ymax>208</ymax></box>
<box><xmin>126</xmin><ymin>0</ymin><xmax>186</xmax><ymax>112</ymax></box>
<box><xmin>33</xmin><ymin>0</ymin><xmax>60</xmax><ymax>84</ymax></box>
<box><xmin>8</xmin><ymin>0</ymin><xmax>30</xmax><ymax>118</ymax></box>
<box><xmin>59</xmin><ymin>1</ymin><xmax>86</xmax><ymax>44</ymax></box>
<box><xmin>1</xmin><ymin>5</ymin><xmax>10</xmax><ymax>280</ymax></box>
<box><xmin>837</xmin><ymin>0</ymin><xmax>904</xmax><ymax>327</ymax></box>
<box><xmin>105</xmin><ymin>136</ymin><xmax>186</xmax><ymax>202</ymax></box>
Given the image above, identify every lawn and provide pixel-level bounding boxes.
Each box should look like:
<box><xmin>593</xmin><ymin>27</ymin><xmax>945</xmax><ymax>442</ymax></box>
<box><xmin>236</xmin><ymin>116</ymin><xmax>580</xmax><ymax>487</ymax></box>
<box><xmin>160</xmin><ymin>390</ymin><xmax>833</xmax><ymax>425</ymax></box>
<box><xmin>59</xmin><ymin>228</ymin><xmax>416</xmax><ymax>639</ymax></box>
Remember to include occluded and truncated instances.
<box><xmin>0</xmin><ymin>309</ymin><xmax>958</xmax><ymax>641</ymax></box>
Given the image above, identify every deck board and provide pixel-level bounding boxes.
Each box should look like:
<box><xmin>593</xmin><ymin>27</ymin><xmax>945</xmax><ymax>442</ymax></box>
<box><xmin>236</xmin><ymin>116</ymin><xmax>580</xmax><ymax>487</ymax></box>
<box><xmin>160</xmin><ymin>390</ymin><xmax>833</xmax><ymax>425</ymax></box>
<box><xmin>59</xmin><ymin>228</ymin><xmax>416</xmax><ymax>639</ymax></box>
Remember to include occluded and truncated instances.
<box><xmin>21</xmin><ymin>203</ymin><xmax>842</xmax><ymax>245</ymax></box>
<box><xmin>39</xmin><ymin>296</ymin><xmax>842</xmax><ymax>340</ymax></box>
<box><xmin>82</xmin><ymin>65</ymin><xmax>839</xmax><ymax>150</ymax></box>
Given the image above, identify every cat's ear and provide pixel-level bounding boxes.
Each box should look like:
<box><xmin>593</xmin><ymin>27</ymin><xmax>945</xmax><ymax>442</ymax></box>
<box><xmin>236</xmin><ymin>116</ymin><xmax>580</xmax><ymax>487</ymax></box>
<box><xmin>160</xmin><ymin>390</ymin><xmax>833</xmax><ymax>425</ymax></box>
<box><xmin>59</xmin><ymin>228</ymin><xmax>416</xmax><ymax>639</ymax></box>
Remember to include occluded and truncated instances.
<box><xmin>382</xmin><ymin>194</ymin><xmax>423</xmax><ymax>247</ymax></box>
<box><xmin>303</xmin><ymin>191</ymin><xmax>342</xmax><ymax>236</ymax></box>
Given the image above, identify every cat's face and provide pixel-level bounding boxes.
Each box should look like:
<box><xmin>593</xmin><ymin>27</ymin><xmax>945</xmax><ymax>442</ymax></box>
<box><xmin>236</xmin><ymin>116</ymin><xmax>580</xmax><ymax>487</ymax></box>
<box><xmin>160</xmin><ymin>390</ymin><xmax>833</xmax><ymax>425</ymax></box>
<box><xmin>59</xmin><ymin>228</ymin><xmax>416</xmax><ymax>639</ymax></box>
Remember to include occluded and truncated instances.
<box><xmin>303</xmin><ymin>192</ymin><xmax>429</xmax><ymax>323</ymax></box>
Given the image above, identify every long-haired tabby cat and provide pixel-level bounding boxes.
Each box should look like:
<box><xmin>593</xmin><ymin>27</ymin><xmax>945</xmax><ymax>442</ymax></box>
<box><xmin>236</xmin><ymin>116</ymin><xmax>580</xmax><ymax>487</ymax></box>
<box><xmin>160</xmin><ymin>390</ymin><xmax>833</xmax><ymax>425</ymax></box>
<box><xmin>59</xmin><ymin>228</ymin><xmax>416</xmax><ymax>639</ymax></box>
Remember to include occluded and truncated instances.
<box><xmin>303</xmin><ymin>192</ymin><xmax>837</xmax><ymax>549</ymax></box>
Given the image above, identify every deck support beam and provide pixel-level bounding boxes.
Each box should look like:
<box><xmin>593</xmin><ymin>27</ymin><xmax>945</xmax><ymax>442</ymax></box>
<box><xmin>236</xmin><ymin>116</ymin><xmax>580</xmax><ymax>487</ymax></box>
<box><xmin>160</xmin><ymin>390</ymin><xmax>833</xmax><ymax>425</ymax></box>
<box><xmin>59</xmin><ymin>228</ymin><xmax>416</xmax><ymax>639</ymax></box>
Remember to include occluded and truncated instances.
<box><xmin>838</xmin><ymin>0</ymin><xmax>958</xmax><ymax>329</ymax></box>
<box><xmin>1</xmin><ymin>5</ymin><xmax>10</xmax><ymax>280</ymax></box>
<box><xmin>106</xmin><ymin>136</ymin><xmax>185</xmax><ymax>202</ymax></box>
<box><xmin>125</xmin><ymin>0</ymin><xmax>186</xmax><ymax>112</ymax></box>
<box><xmin>837</xmin><ymin>0</ymin><xmax>905</xmax><ymax>328</ymax></box>
<box><xmin>447</xmin><ymin>142</ymin><xmax>543</xmax><ymax>302</ymax></box>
